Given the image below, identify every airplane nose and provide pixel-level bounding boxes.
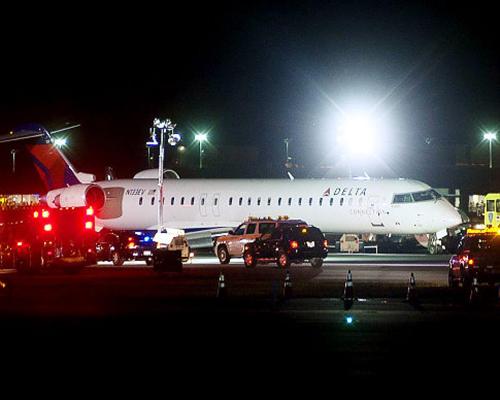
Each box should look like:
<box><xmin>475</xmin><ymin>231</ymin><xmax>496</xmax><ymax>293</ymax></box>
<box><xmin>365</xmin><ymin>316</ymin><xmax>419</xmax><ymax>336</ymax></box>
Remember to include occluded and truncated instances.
<box><xmin>442</xmin><ymin>206</ymin><xmax>464</xmax><ymax>228</ymax></box>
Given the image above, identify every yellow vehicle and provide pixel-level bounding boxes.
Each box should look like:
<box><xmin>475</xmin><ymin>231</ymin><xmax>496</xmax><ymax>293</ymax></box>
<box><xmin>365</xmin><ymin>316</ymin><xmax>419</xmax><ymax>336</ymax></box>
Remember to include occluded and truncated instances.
<box><xmin>484</xmin><ymin>193</ymin><xmax>500</xmax><ymax>228</ymax></box>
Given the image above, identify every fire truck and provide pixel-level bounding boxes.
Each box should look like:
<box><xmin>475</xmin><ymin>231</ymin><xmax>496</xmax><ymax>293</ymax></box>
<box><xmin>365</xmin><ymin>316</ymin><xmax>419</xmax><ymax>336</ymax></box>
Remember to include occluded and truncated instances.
<box><xmin>0</xmin><ymin>205</ymin><xmax>98</xmax><ymax>273</ymax></box>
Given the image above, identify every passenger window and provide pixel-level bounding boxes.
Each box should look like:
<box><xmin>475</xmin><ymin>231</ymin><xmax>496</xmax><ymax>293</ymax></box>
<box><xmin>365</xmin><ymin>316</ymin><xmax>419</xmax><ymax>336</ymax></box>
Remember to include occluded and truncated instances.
<box><xmin>319</xmin><ymin>198</ymin><xmax>323</xmax><ymax>206</ymax></box>
<box><xmin>330</xmin><ymin>198</ymin><xmax>334</xmax><ymax>206</ymax></box>
<box><xmin>271</xmin><ymin>229</ymin><xmax>282</xmax><ymax>240</ymax></box>
<box><xmin>309</xmin><ymin>198</ymin><xmax>313</xmax><ymax>206</ymax></box>
<box><xmin>247</xmin><ymin>224</ymin><xmax>256</xmax><ymax>234</ymax></box>
<box><xmin>214</xmin><ymin>198</ymin><xmax>218</xmax><ymax>206</ymax></box>
<box><xmin>139</xmin><ymin>197</ymin><xmax>143</xmax><ymax>206</ymax></box>
<box><xmin>229</xmin><ymin>197</ymin><xmax>233</xmax><ymax>206</ymax></box>
<box><xmin>239</xmin><ymin>197</ymin><xmax>243</xmax><ymax>206</ymax></box>
<box><xmin>268</xmin><ymin>197</ymin><xmax>271</xmax><ymax>206</ymax></box>
<box><xmin>247</xmin><ymin>197</ymin><xmax>251</xmax><ymax>206</ymax></box>
<box><xmin>340</xmin><ymin>198</ymin><xmax>344</xmax><ymax>206</ymax></box>
<box><xmin>278</xmin><ymin>198</ymin><xmax>282</xmax><ymax>206</ymax></box>
<box><xmin>191</xmin><ymin>197</ymin><xmax>195</xmax><ymax>206</ymax></box>
<box><xmin>298</xmin><ymin>198</ymin><xmax>302</xmax><ymax>206</ymax></box>
<box><xmin>201</xmin><ymin>198</ymin><xmax>205</xmax><ymax>206</ymax></box>
<box><xmin>257</xmin><ymin>197</ymin><xmax>261</xmax><ymax>206</ymax></box>
<box><xmin>259</xmin><ymin>223</ymin><xmax>275</xmax><ymax>234</ymax></box>
<box><xmin>288</xmin><ymin>198</ymin><xmax>292</xmax><ymax>206</ymax></box>
<box><xmin>171</xmin><ymin>197</ymin><xmax>175</xmax><ymax>206</ymax></box>
<box><xmin>234</xmin><ymin>224</ymin><xmax>246</xmax><ymax>235</ymax></box>
<box><xmin>180</xmin><ymin>197</ymin><xmax>185</xmax><ymax>205</ymax></box>
<box><xmin>151</xmin><ymin>197</ymin><xmax>155</xmax><ymax>206</ymax></box>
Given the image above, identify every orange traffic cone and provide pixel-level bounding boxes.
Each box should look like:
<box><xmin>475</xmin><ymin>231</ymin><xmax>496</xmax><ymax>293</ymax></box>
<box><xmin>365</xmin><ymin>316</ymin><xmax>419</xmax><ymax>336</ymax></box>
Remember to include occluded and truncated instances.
<box><xmin>283</xmin><ymin>270</ymin><xmax>292</xmax><ymax>299</ymax></box>
<box><xmin>406</xmin><ymin>273</ymin><xmax>418</xmax><ymax>305</ymax></box>
<box><xmin>342</xmin><ymin>270</ymin><xmax>354</xmax><ymax>310</ymax></box>
<box><xmin>469</xmin><ymin>276</ymin><xmax>480</xmax><ymax>305</ymax></box>
<box><xmin>216</xmin><ymin>272</ymin><xmax>227</xmax><ymax>299</ymax></box>
<box><xmin>0</xmin><ymin>279</ymin><xmax>10</xmax><ymax>299</ymax></box>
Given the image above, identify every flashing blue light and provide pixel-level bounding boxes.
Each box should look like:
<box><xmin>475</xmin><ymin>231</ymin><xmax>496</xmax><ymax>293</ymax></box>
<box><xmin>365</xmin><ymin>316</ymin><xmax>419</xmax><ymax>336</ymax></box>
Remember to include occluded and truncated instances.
<box><xmin>144</xmin><ymin>236</ymin><xmax>151</xmax><ymax>242</ymax></box>
<box><xmin>345</xmin><ymin>315</ymin><xmax>353</xmax><ymax>325</ymax></box>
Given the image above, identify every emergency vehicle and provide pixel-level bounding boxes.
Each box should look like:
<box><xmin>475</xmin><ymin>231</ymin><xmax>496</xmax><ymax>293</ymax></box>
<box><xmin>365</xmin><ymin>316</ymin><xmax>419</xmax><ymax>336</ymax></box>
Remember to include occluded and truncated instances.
<box><xmin>448</xmin><ymin>227</ymin><xmax>500</xmax><ymax>288</ymax></box>
<box><xmin>0</xmin><ymin>205</ymin><xmax>98</xmax><ymax>273</ymax></box>
<box><xmin>484</xmin><ymin>193</ymin><xmax>500</xmax><ymax>228</ymax></box>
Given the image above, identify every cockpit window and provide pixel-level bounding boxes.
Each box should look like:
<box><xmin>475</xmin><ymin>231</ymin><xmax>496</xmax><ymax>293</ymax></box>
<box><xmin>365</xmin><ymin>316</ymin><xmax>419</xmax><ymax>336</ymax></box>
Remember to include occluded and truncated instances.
<box><xmin>392</xmin><ymin>189</ymin><xmax>442</xmax><ymax>204</ymax></box>
<box><xmin>411</xmin><ymin>191</ymin><xmax>434</xmax><ymax>202</ymax></box>
<box><xmin>392</xmin><ymin>193</ymin><xmax>413</xmax><ymax>203</ymax></box>
<box><xmin>430</xmin><ymin>189</ymin><xmax>442</xmax><ymax>199</ymax></box>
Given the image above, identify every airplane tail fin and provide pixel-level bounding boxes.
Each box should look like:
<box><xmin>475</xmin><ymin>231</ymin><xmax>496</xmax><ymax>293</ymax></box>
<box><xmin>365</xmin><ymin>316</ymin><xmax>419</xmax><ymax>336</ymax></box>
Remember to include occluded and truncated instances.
<box><xmin>27</xmin><ymin>140</ymin><xmax>82</xmax><ymax>190</ymax></box>
<box><xmin>1</xmin><ymin>124</ymin><xmax>94</xmax><ymax>191</ymax></box>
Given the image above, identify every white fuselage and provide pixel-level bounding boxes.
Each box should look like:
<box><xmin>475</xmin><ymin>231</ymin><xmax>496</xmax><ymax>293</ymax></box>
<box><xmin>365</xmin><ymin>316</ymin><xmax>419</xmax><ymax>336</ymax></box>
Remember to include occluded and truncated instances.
<box><xmin>94</xmin><ymin>178</ymin><xmax>462</xmax><ymax>235</ymax></box>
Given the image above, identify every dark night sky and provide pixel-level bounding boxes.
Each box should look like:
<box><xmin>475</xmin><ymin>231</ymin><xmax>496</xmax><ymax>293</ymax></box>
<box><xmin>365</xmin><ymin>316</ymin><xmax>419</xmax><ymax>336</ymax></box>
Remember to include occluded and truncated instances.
<box><xmin>1</xmin><ymin>1</ymin><xmax>500</xmax><ymax>191</ymax></box>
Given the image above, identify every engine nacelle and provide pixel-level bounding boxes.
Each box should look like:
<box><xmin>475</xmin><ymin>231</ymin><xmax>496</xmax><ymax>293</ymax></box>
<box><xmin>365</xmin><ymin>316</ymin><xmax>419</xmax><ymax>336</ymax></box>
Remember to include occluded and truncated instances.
<box><xmin>46</xmin><ymin>184</ymin><xmax>106</xmax><ymax>210</ymax></box>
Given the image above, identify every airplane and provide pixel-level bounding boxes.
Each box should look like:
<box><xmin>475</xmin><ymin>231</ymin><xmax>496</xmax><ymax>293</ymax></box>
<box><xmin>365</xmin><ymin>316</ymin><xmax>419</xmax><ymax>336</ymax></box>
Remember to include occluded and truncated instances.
<box><xmin>1</xmin><ymin>124</ymin><xmax>465</xmax><ymax>252</ymax></box>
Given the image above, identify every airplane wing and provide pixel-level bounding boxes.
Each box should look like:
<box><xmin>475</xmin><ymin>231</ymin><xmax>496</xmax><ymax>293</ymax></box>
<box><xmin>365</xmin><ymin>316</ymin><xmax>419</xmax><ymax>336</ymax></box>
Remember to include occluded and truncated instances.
<box><xmin>183</xmin><ymin>226</ymin><xmax>234</xmax><ymax>249</ymax></box>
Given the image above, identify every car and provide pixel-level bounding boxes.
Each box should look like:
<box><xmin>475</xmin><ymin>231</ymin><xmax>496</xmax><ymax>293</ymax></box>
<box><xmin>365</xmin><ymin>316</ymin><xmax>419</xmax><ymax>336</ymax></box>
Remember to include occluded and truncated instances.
<box><xmin>448</xmin><ymin>228</ymin><xmax>500</xmax><ymax>288</ymax></box>
<box><xmin>242</xmin><ymin>222</ymin><xmax>328</xmax><ymax>268</ymax></box>
<box><xmin>96</xmin><ymin>231</ymin><xmax>156</xmax><ymax>266</ymax></box>
<box><xmin>214</xmin><ymin>217</ymin><xmax>306</xmax><ymax>264</ymax></box>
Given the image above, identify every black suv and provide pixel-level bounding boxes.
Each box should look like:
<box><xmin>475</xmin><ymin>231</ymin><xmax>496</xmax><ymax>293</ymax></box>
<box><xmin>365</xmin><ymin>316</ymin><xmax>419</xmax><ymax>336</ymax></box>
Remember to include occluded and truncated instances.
<box><xmin>449</xmin><ymin>230</ymin><xmax>500</xmax><ymax>288</ymax></box>
<box><xmin>242</xmin><ymin>222</ymin><xmax>328</xmax><ymax>268</ymax></box>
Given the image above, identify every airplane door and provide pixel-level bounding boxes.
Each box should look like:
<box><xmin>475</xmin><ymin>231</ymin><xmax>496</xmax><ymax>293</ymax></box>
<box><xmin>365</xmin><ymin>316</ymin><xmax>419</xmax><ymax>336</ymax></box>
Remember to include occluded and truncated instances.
<box><xmin>200</xmin><ymin>193</ymin><xmax>208</xmax><ymax>217</ymax></box>
<box><xmin>212</xmin><ymin>193</ymin><xmax>221</xmax><ymax>217</ymax></box>
<box><xmin>369</xmin><ymin>196</ymin><xmax>384</xmax><ymax>227</ymax></box>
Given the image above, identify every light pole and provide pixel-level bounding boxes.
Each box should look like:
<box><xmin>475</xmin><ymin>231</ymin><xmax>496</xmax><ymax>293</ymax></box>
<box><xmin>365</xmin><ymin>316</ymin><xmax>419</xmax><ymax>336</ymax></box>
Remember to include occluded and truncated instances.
<box><xmin>195</xmin><ymin>133</ymin><xmax>207</xmax><ymax>169</ymax></box>
<box><xmin>151</xmin><ymin>117</ymin><xmax>178</xmax><ymax>237</ymax></box>
<box><xmin>484</xmin><ymin>131</ymin><xmax>497</xmax><ymax>169</ymax></box>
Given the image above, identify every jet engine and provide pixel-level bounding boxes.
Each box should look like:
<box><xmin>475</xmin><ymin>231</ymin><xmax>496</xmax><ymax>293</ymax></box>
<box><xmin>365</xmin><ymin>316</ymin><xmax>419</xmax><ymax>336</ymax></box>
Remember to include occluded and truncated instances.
<box><xmin>46</xmin><ymin>184</ymin><xmax>106</xmax><ymax>210</ymax></box>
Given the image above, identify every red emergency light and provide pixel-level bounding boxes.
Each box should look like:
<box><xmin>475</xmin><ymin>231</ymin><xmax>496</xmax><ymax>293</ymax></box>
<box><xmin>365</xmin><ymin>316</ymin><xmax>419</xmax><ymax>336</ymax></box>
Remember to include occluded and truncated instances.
<box><xmin>42</xmin><ymin>210</ymin><xmax>50</xmax><ymax>218</ymax></box>
<box><xmin>86</xmin><ymin>207</ymin><xmax>94</xmax><ymax>216</ymax></box>
<box><xmin>43</xmin><ymin>223</ymin><xmax>53</xmax><ymax>232</ymax></box>
<box><xmin>85</xmin><ymin>221</ymin><xmax>93</xmax><ymax>230</ymax></box>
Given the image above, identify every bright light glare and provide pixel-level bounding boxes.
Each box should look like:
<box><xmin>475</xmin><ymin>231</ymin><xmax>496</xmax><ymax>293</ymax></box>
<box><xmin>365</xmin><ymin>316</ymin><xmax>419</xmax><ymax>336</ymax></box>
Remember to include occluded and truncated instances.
<box><xmin>53</xmin><ymin>137</ymin><xmax>67</xmax><ymax>148</ymax></box>
<box><xmin>195</xmin><ymin>133</ymin><xmax>208</xmax><ymax>142</ymax></box>
<box><xmin>484</xmin><ymin>132</ymin><xmax>497</xmax><ymax>141</ymax></box>
<box><xmin>337</xmin><ymin>114</ymin><xmax>377</xmax><ymax>155</ymax></box>
<box><xmin>345</xmin><ymin>315</ymin><xmax>354</xmax><ymax>325</ymax></box>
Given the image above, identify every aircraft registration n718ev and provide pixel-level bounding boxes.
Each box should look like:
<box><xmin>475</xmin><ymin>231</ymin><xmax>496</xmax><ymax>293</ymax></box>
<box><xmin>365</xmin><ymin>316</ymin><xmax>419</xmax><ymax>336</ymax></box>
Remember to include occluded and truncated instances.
<box><xmin>1</xmin><ymin>125</ymin><xmax>464</xmax><ymax>249</ymax></box>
